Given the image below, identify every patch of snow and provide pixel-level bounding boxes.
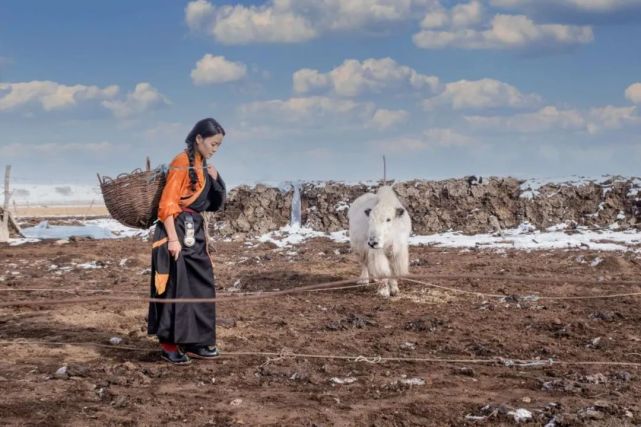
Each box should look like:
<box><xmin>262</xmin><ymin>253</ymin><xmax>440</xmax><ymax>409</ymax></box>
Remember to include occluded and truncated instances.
<box><xmin>7</xmin><ymin>238</ymin><xmax>41</xmax><ymax>246</ymax></box>
<box><xmin>9</xmin><ymin>218</ymin><xmax>146</xmax><ymax>245</ymax></box>
<box><xmin>627</xmin><ymin>177</ymin><xmax>641</xmax><ymax>198</ymax></box>
<box><xmin>76</xmin><ymin>261</ymin><xmax>102</xmax><ymax>270</ymax></box>
<box><xmin>335</xmin><ymin>201</ymin><xmax>349</xmax><ymax>212</ymax></box>
<box><xmin>330</xmin><ymin>377</ymin><xmax>357</xmax><ymax>385</ymax></box>
<box><xmin>508</xmin><ymin>408</ymin><xmax>532</xmax><ymax>423</ymax></box>
<box><xmin>590</xmin><ymin>257</ymin><xmax>604</xmax><ymax>267</ymax></box>
<box><xmin>82</xmin><ymin>219</ymin><xmax>147</xmax><ymax>238</ymax></box>
<box><xmin>398</xmin><ymin>377</ymin><xmax>425</xmax><ymax>386</ymax></box>
<box><xmin>409</xmin><ymin>223</ymin><xmax>641</xmax><ymax>252</ymax></box>
<box><xmin>518</xmin><ymin>175</ymin><xmax>609</xmax><ymax>199</ymax></box>
<box><xmin>329</xmin><ymin>230</ymin><xmax>349</xmax><ymax>243</ymax></box>
<box><xmin>254</xmin><ymin>222</ymin><xmax>641</xmax><ymax>252</ymax></box>
<box><xmin>258</xmin><ymin>224</ymin><xmax>335</xmax><ymax>248</ymax></box>
<box><xmin>546</xmin><ymin>223</ymin><xmax>568</xmax><ymax>232</ymax></box>
<box><xmin>21</xmin><ymin>220</ymin><xmax>112</xmax><ymax>240</ymax></box>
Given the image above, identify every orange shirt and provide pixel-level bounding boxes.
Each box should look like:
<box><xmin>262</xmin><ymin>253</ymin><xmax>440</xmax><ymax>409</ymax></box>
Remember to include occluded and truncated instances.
<box><xmin>157</xmin><ymin>151</ymin><xmax>207</xmax><ymax>222</ymax></box>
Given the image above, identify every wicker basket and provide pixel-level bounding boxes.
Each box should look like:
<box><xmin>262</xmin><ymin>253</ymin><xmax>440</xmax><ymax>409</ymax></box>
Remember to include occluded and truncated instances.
<box><xmin>98</xmin><ymin>159</ymin><xmax>167</xmax><ymax>229</ymax></box>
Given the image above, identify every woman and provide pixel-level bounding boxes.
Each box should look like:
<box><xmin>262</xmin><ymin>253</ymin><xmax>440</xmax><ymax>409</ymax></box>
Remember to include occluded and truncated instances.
<box><xmin>148</xmin><ymin>118</ymin><xmax>226</xmax><ymax>365</ymax></box>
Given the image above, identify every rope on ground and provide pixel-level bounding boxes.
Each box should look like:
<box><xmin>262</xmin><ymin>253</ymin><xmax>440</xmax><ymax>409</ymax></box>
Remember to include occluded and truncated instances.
<box><xmin>0</xmin><ymin>340</ymin><xmax>639</xmax><ymax>368</ymax></box>
<box><xmin>3</xmin><ymin>272</ymin><xmax>640</xmax><ymax>296</ymax></box>
<box><xmin>404</xmin><ymin>273</ymin><xmax>641</xmax><ymax>287</ymax></box>
<box><xmin>0</xmin><ymin>285</ymin><xmax>369</xmax><ymax>295</ymax></box>
<box><xmin>402</xmin><ymin>278</ymin><xmax>505</xmax><ymax>298</ymax></box>
<box><xmin>2</xmin><ymin>271</ymin><xmax>641</xmax><ymax>307</ymax></box>
<box><xmin>402</xmin><ymin>278</ymin><xmax>641</xmax><ymax>301</ymax></box>
<box><xmin>0</xmin><ymin>288</ymin><xmax>147</xmax><ymax>294</ymax></box>
<box><xmin>0</xmin><ymin>277</ymin><xmax>364</xmax><ymax>308</ymax></box>
<box><xmin>259</xmin><ymin>347</ymin><xmax>295</xmax><ymax>368</ymax></box>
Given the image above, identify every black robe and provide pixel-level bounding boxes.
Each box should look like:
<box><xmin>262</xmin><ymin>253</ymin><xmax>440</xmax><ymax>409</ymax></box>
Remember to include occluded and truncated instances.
<box><xmin>147</xmin><ymin>173</ymin><xmax>226</xmax><ymax>345</ymax></box>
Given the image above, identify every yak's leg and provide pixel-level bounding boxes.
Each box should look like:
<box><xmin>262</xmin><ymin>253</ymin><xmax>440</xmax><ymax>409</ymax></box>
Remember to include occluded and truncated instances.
<box><xmin>368</xmin><ymin>250</ymin><xmax>392</xmax><ymax>298</ymax></box>
<box><xmin>389</xmin><ymin>244</ymin><xmax>409</xmax><ymax>297</ymax></box>
<box><xmin>356</xmin><ymin>250</ymin><xmax>370</xmax><ymax>285</ymax></box>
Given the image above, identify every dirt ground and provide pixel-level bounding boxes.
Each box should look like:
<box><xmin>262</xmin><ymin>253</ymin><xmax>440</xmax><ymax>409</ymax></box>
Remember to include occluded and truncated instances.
<box><xmin>1</xmin><ymin>226</ymin><xmax>641</xmax><ymax>426</ymax></box>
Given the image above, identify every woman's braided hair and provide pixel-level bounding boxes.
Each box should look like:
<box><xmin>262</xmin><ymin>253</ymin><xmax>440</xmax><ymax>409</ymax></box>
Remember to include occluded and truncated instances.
<box><xmin>185</xmin><ymin>118</ymin><xmax>226</xmax><ymax>191</ymax></box>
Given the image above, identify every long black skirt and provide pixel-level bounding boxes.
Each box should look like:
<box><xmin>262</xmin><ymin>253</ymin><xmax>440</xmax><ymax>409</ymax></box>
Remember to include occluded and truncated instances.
<box><xmin>147</xmin><ymin>212</ymin><xmax>216</xmax><ymax>345</ymax></box>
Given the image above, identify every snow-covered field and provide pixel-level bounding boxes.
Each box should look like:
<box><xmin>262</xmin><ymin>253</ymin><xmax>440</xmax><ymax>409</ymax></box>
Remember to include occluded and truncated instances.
<box><xmin>257</xmin><ymin>222</ymin><xmax>641</xmax><ymax>252</ymax></box>
<box><xmin>6</xmin><ymin>175</ymin><xmax>641</xmax><ymax>251</ymax></box>
<box><xmin>518</xmin><ymin>175</ymin><xmax>641</xmax><ymax>199</ymax></box>
<box><xmin>9</xmin><ymin>218</ymin><xmax>641</xmax><ymax>253</ymax></box>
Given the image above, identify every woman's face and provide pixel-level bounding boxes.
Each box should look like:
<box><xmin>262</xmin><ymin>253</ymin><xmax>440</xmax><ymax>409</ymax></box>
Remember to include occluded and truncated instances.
<box><xmin>196</xmin><ymin>133</ymin><xmax>224</xmax><ymax>159</ymax></box>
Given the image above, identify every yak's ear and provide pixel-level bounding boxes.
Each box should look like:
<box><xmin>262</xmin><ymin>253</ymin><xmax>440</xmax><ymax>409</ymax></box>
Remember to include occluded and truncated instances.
<box><xmin>364</xmin><ymin>208</ymin><xmax>371</xmax><ymax>217</ymax></box>
<box><xmin>396</xmin><ymin>208</ymin><xmax>405</xmax><ymax>218</ymax></box>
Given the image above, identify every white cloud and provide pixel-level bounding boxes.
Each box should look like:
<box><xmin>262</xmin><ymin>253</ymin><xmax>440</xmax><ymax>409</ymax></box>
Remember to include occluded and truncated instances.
<box><xmin>185</xmin><ymin>0</ymin><xmax>215</xmax><ymax>30</ymax></box>
<box><xmin>587</xmin><ymin>105</ymin><xmax>640</xmax><ymax>133</ymax></box>
<box><xmin>186</xmin><ymin>1</ymin><xmax>316</xmax><ymax>44</ymax></box>
<box><xmin>315</xmin><ymin>0</ymin><xmax>435</xmax><ymax>31</ymax></box>
<box><xmin>377</xmin><ymin>127</ymin><xmax>477</xmax><ymax>152</ymax></box>
<box><xmin>424</xmin><ymin>78</ymin><xmax>541</xmax><ymax>110</ymax></box>
<box><xmin>292</xmin><ymin>69</ymin><xmax>330</xmax><ymax>94</ymax></box>
<box><xmin>452</xmin><ymin>1</ymin><xmax>484</xmax><ymax>28</ymax></box>
<box><xmin>491</xmin><ymin>0</ymin><xmax>641</xmax><ymax>13</ymax></box>
<box><xmin>240</xmin><ymin>96</ymin><xmax>374</xmax><ymax>123</ymax></box>
<box><xmin>241</xmin><ymin>95</ymin><xmax>410</xmax><ymax>130</ymax></box>
<box><xmin>144</xmin><ymin>122</ymin><xmax>186</xmax><ymax>142</ymax></box>
<box><xmin>625</xmin><ymin>82</ymin><xmax>641</xmax><ymax>104</ymax></box>
<box><xmin>0</xmin><ymin>141</ymin><xmax>114</xmax><ymax>158</ymax></box>
<box><xmin>421</xmin><ymin>9</ymin><xmax>449</xmax><ymax>29</ymax></box>
<box><xmin>185</xmin><ymin>0</ymin><xmax>436</xmax><ymax>44</ymax></box>
<box><xmin>191</xmin><ymin>54</ymin><xmax>247</xmax><ymax>85</ymax></box>
<box><xmin>423</xmin><ymin>128</ymin><xmax>476</xmax><ymax>146</ymax></box>
<box><xmin>0</xmin><ymin>81</ymin><xmax>118</xmax><ymax>112</ymax></box>
<box><xmin>368</xmin><ymin>109</ymin><xmax>409</xmax><ymax>129</ymax></box>
<box><xmin>102</xmin><ymin>83</ymin><xmax>169</xmax><ymax>119</ymax></box>
<box><xmin>422</xmin><ymin>0</ymin><xmax>484</xmax><ymax>29</ymax></box>
<box><xmin>414</xmin><ymin>5</ymin><xmax>593</xmax><ymax>50</ymax></box>
<box><xmin>466</xmin><ymin>104</ymin><xmax>640</xmax><ymax>134</ymax></box>
<box><xmin>293</xmin><ymin>57</ymin><xmax>439</xmax><ymax>97</ymax></box>
<box><xmin>466</xmin><ymin>106</ymin><xmax>586</xmax><ymax>132</ymax></box>
<box><xmin>0</xmin><ymin>80</ymin><xmax>170</xmax><ymax>120</ymax></box>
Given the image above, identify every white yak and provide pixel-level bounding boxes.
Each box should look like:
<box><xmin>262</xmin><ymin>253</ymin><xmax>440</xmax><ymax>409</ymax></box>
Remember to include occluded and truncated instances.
<box><xmin>348</xmin><ymin>185</ymin><xmax>411</xmax><ymax>297</ymax></box>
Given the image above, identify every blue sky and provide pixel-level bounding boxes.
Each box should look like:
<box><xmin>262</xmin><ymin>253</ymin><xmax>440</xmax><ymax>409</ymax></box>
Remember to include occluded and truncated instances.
<box><xmin>1</xmin><ymin>0</ymin><xmax>641</xmax><ymax>186</ymax></box>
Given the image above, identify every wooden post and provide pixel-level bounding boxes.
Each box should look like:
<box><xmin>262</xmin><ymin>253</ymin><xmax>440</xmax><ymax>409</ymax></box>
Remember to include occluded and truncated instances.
<box><xmin>382</xmin><ymin>155</ymin><xmax>387</xmax><ymax>185</ymax></box>
<box><xmin>0</xmin><ymin>165</ymin><xmax>23</xmax><ymax>242</ymax></box>
<box><xmin>0</xmin><ymin>165</ymin><xmax>11</xmax><ymax>242</ymax></box>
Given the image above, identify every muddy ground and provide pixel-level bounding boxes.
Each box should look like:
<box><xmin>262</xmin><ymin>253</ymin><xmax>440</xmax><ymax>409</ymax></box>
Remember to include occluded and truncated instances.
<box><xmin>1</xmin><ymin>229</ymin><xmax>641</xmax><ymax>426</ymax></box>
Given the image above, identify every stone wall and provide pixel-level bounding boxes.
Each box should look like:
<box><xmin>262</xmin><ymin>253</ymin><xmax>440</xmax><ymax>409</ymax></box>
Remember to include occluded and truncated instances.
<box><xmin>208</xmin><ymin>176</ymin><xmax>641</xmax><ymax>239</ymax></box>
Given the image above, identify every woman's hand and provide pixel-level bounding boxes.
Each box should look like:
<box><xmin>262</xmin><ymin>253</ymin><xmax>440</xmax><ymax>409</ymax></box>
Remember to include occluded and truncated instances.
<box><xmin>168</xmin><ymin>240</ymin><xmax>182</xmax><ymax>261</ymax></box>
<box><xmin>207</xmin><ymin>164</ymin><xmax>218</xmax><ymax>180</ymax></box>
<box><xmin>162</xmin><ymin>216</ymin><xmax>181</xmax><ymax>261</ymax></box>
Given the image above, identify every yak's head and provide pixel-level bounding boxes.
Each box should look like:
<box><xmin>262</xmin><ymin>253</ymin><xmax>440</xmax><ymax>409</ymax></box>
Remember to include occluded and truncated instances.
<box><xmin>364</xmin><ymin>201</ymin><xmax>405</xmax><ymax>250</ymax></box>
